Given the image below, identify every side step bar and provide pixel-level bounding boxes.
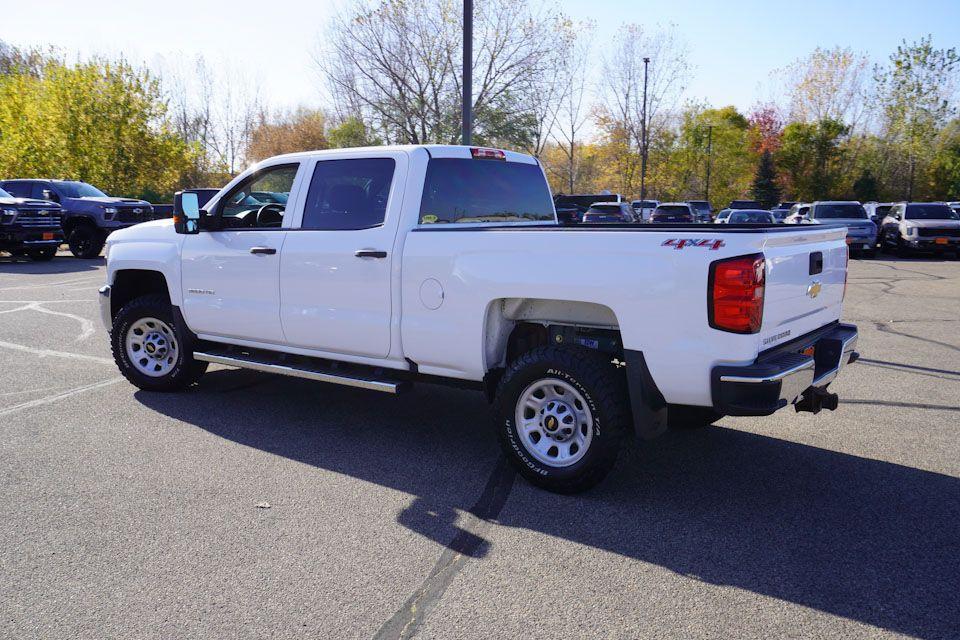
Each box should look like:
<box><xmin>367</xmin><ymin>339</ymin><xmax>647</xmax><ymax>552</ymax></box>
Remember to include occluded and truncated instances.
<box><xmin>194</xmin><ymin>348</ymin><xmax>408</xmax><ymax>394</ymax></box>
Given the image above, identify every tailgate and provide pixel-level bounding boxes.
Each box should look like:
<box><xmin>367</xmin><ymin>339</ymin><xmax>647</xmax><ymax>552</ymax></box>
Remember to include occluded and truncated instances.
<box><xmin>759</xmin><ymin>226</ymin><xmax>848</xmax><ymax>350</ymax></box>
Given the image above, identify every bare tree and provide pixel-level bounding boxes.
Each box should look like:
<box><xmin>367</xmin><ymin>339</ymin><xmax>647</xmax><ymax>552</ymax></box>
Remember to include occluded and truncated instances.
<box><xmin>314</xmin><ymin>0</ymin><xmax>563</xmax><ymax>147</ymax></box>
<box><xmin>778</xmin><ymin>47</ymin><xmax>871</xmax><ymax>133</ymax></box>
<box><xmin>552</xmin><ymin>20</ymin><xmax>594</xmax><ymax>192</ymax></box>
<box><xmin>600</xmin><ymin>24</ymin><xmax>690</xmax><ymax>154</ymax></box>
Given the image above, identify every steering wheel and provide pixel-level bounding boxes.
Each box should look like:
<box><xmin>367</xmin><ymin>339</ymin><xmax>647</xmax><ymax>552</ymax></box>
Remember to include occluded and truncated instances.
<box><xmin>255</xmin><ymin>203</ymin><xmax>284</xmax><ymax>228</ymax></box>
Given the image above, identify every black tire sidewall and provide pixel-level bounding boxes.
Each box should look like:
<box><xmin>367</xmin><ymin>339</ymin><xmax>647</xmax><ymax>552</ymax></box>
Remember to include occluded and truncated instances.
<box><xmin>69</xmin><ymin>225</ymin><xmax>104</xmax><ymax>259</ymax></box>
<box><xmin>112</xmin><ymin>297</ymin><xmax>194</xmax><ymax>391</ymax></box>
<box><xmin>494</xmin><ymin>349</ymin><xmax>622</xmax><ymax>489</ymax></box>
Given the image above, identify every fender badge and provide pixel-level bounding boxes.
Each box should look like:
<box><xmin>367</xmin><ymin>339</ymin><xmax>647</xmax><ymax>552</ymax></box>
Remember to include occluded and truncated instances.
<box><xmin>662</xmin><ymin>239</ymin><xmax>725</xmax><ymax>250</ymax></box>
<box><xmin>807</xmin><ymin>280</ymin><xmax>822</xmax><ymax>298</ymax></box>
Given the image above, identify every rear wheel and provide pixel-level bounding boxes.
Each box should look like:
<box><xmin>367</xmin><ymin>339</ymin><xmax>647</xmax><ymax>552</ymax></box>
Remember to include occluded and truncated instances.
<box><xmin>111</xmin><ymin>294</ymin><xmax>207</xmax><ymax>392</ymax></box>
<box><xmin>492</xmin><ymin>346</ymin><xmax>629</xmax><ymax>493</ymax></box>
<box><xmin>68</xmin><ymin>224</ymin><xmax>105</xmax><ymax>259</ymax></box>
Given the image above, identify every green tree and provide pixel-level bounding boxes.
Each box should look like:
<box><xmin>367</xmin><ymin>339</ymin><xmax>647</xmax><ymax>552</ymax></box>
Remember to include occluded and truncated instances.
<box><xmin>852</xmin><ymin>168</ymin><xmax>880</xmax><ymax>202</ymax></box>
<box><xmin>874</xmin><ymin>36</ymin><xmax>960</xmax><ymax>199</ymax></box>
<box><xmin>777</xmin><ymin>118</ymin><xmax>849</xmax><ymax>200</ymax></box>
<box><xmin>751</xmin><ymin>151</ymin><xmax>781</xmax><ymax>207</ymax></box>
<box><xmin>0</xmin><ymin>56</ymin><xmax>196</xmax><ymax>200</ymax></box>
<box><xmin>328</xmin><ymin>116</ymin><xmax>382</xmax><ymax>148</ymax></box>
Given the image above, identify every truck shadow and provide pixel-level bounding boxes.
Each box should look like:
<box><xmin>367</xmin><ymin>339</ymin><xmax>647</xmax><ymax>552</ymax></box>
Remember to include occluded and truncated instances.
<box><xmin>0</xmin><ymin>254</ymin><xmax>102</xmax><ymax>274</ymax></box>
<box><xmin>135</xmin><ymin>368</ymin><xmax>959</xmax><ymax>639</ymax></box>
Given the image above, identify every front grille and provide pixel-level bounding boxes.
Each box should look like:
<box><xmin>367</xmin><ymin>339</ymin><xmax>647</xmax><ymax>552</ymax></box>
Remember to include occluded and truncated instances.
<box><xmin>16</xmin><ymin>211</ymin><xmax>62</xmax><ymax>227</ymax></box>
<box><xmin>115</xmin><ymin>207</ymin><xmax>149</xmax><ymax>223</ymax></box>
<box><xmin>917</xmin><ymin>227</ymin><xmax>960</xmax><ymax>238</ymax></box>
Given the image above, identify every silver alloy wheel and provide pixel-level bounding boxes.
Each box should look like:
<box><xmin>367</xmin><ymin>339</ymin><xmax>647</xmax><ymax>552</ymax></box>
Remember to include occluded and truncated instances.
<box><xmin>125</xmin><ymin>317</ymin><xmax>178</xmax><ymax>377</ymax></box>
<box><xmin>515</xmin><ymin>378</ymin><xmax>594</xmax><ymax>468</ymax></box>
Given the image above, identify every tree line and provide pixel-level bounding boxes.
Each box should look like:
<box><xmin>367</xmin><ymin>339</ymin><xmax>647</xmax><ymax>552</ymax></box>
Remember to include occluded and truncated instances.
<box><xmin>2</xmin><ymin>1</ymin><xmax>959</xmax><ymax>207</ymax></box>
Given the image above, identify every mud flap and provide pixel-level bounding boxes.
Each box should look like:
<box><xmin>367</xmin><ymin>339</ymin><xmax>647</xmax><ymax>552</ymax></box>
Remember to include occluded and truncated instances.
<box><xmin>624</xmin><ymin>350</ymin><xmax>668</xmax><ymax>439</ymax></box>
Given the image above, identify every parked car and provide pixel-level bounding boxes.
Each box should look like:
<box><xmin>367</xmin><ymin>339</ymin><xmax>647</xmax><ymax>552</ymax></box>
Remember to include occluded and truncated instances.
<box><xmin>728</xmin><ymin>200</ymin><xmax>762</xmax><ymax>209</ymax></box>
<box><xmin>582</xmin><ymin>202</ymin><xmax>635</xmax><ymax>223</ymax></box>
<box><xmin>723</xmin><ymin>209</ymin><xmax>776</xmax><ymax>224</ymax></box>
<box><xmin>554</xmin><ymin>193</ymin><xmax>624</xmax><ymax>216</ymax></box>
<box><xmin>770</xmin><ymin>206</ymin><xmax>793</xmax><ymax>221</ymax></box>
<box><xmin>791</xmin><ymin>202</ymin><xmax>876</xmax><ymax>256</ymax></box>
<box><xmin>0</xmin><ymin>179</ymin><xmax>154</xmax><ymax>259</ymax></box>
<box><xmin>777</xmin><ymin>201</ymin><xmax>798</xmax><ymax>210</ymax></box>
<box><xmin>687</xmin><ymin>200</ymin><xmax>713</xmax><ymax>222</ymax></box>
<box><xmin>555</xmin><ymin>205</ymin><xmax>581</xmax><ymax>225</ymax></box>
<box><xmin>879</xmin><ymin>202</ymin><xmax>960</xmax><ymax>256</ymax></box>
<box><xmin>0</xmin><ymin>186</ymin><xmax>63</xmax><ymax>261</ymax></box>
<box><xmin>650</xmin><ymin>202</ymin><xmax>695</xmax><ymax>223</ymax></box>
<box><xmin>631</xmin><ymin>199</ymin><xmax>659</xmax><ymax>222</ymax></box>
<box><xmin>714</xmin><ymin>208</ymin><xmax>732</xmax><ymax>223</ymax></box>
<box><xmin>944</xmin><ymin>201</ymin><xmax>960</xmax><ymax>217</ymax></box>
<box><xmin>783</xmin><ymin>203</ymin><xmax>812</xmax><ymax>224</ymax></box>
<box><xmin>99</xmin><ymin>144</ymin><xmax>858</xmax><ymax>493</ymax></box>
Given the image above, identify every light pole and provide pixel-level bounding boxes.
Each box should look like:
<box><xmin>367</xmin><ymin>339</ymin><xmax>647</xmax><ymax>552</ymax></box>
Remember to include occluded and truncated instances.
<box><xmin>639</xmin><ymin>57</ymin><xmax>650</xmax><ymax>202</ymax></box>
<box><xmin>705</xmin><ymin>124</ymin><xmax>713</xmax><ymax>204</ymax></box>
<box><xmin>462</xmin><ymin>0</ymin><xmax>473</xmax><ymax>146</ymax></box>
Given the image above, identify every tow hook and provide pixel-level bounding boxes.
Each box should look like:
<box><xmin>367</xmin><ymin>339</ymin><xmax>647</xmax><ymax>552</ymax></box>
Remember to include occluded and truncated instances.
<box><xmin>794</xmin><ymin>387</ymin><xmax>839</xmax><ymax>414</ymax></box>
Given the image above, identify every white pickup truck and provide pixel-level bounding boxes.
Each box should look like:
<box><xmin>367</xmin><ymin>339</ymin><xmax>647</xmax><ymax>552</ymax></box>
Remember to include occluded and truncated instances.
<box><xmin>99</xmin><ymin>145</ymin><xmax>859</xmax><ymax>492</ymax></box>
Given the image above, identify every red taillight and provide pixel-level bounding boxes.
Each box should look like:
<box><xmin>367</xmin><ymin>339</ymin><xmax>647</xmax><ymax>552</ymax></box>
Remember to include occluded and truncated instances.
<box><xmin>470</xmin><ymin>147</ymin><xmax>506</xmax><ymax>161</ymax></box>
<box><xmin>709</xmin><ymin>253</ymin><xmax>765</xmax><ymax>334</ymax></box>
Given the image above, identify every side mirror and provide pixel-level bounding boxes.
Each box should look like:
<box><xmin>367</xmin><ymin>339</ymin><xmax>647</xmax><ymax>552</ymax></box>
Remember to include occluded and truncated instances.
<box><xmin>173</xmin><ymin>191</ymin><xmax>201</xmax><ymax>234</ymax></box>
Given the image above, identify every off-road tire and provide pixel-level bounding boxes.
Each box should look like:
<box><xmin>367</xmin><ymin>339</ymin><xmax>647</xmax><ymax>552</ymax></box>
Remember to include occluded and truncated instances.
<box><xmin>492</xmin><ymin>346</ymin><xmax>629</xmax><ymax>493</ymax></box>
<box><xmin>668</xmin><ymin>406</ymin><xmax>723</xmax><ymax>429</ymax></box>
<box><xmin>68</xmin><ymin>224</ymin><xmax>105</xmax><ymax>259</ymax></box>
<box><xmin>111</xmin><ymin>294</ymin><xmax>207</xmax><ymax>392</ymax></box>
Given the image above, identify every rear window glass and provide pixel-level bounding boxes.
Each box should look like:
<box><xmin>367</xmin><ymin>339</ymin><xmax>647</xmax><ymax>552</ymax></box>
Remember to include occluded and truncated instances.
<box><xmin>815</xmin><ymin>203</ymin><xmax>867</xmax><ymax>219</ymax></box>
<box><xmin>655</xmin><ymin>206</ymin><xmax>690</xmax><ymax>215</ymax></box>
<box><xmin>420</xmin><ymin>159</ymin><xmax>555</xmax><ymax>224</ymax></box>
<box><xmin>905</xmin><ymin>204</ymin><xmax>958</xmax><ymax>220</ymax></box>
<box><xmin>731</xmin><ymin>211</ymin><xmax>774</xmax><ymax>223</ymax></box>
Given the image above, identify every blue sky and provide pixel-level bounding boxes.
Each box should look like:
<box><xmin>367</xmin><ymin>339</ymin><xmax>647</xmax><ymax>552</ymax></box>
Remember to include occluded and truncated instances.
<box><xmin>3</xmin><ymin>0</ymin><xmax>959</xmax><ymax>112</ymax></box>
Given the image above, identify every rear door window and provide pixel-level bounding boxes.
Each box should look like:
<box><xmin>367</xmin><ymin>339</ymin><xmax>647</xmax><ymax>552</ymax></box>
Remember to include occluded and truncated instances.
<box><xmin>419</xmin><ymin>159</ymin><xmax>555</xmax><ymax>224</ymax></box>
<box><xmin>301</xmin><ymin>158</ymin><xmax>396</xmax><ymax>230</ymax></box>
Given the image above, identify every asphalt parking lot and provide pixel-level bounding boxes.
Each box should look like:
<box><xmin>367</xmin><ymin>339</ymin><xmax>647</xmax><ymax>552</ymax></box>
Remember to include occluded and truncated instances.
<box><xmin>1</xmin><ymin>253</ymin><xmax>958</xmax><ymax>639</ymax></box>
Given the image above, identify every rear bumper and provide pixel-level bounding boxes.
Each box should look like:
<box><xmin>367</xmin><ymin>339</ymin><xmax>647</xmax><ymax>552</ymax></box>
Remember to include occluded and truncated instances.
<box><xmin>711</xmin><ymin>323</ymin><xmax>858</xmax><ymax>416</ymax></box>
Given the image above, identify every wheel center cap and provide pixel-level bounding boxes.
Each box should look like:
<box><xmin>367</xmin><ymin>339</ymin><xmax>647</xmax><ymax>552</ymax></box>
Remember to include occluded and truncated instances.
<box><xmin>542</xmin><ymin>400</ymin><xmax>575</xmax><ymax>441</ymax></box>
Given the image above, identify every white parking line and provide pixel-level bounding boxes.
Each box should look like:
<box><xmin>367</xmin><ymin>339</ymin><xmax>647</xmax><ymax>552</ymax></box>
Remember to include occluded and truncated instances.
<box><xmin>0</xmin><ymin>377</ymin><xmax>124</xmax><ymax>418</ymax></box>
<box><xmin>31</xmin><ymin>304</ymin><xmax>96</xmax><ymax>341</ymax></box>
<box><xmin>0</xmin><ymin>339</ymin><xmax>113</xmax><ymax>365</ymax></box>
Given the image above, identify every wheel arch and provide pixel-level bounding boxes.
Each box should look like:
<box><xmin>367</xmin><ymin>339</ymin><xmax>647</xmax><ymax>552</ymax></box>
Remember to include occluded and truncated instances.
<box><xmin>110</xmin><ymin>269</ymin><xmax>171</xmax><ymax>320</ymax></box>
<box><xmin>62</xmin><ymin>215</ymin><xmax>98</xmax><ymax>234</ymax></box>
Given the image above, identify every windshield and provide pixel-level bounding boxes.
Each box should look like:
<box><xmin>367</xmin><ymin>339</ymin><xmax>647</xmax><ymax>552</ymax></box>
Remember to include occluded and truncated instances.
<box><xmin>905</xmin><ymin>204</ymin><xmax>959</xmax><ymax>220</ymax></box>
<box><xmin>0</xmin><ymin>187</ymin><xmax>11</xmax><ymax>198</ymax></box>
<box><xmin>815</xmin><ymin>203</ymin><xmax>867</xmax><ymax>219</ymax></box>
<box><xmin>56</xmin><ymin>182</ymin><xmax>107</xmax><ymax>198</ymax></box>
<box><xmin>688</xmin><ymin>201</ymin><xmax>710</xmax><ymax>212</ymax></box>
<box><xmin>730</xmin><ymin>211</ymin><xmax>774</xmax><ymax>223</ymax></box>
<box><xmin>875</xmin><ymin>205</ymin><xmax>892</xmax><ymax>218</ymax></box>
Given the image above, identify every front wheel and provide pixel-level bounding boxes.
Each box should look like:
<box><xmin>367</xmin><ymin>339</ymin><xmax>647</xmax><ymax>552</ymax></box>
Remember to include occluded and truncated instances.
<box><xmin>68</xmin><ymin>225</ymin><xmax>105</xmax><ymax>259</ymax></box>
<box><xmin>111</xmin><ymin>294</ymin><xmax>207</xmax><ymax>392</ymax></box>
<box><xmin>492</xmin><ymin>346</ymin><xmax>629</xmax><ymax>493</ymax></box>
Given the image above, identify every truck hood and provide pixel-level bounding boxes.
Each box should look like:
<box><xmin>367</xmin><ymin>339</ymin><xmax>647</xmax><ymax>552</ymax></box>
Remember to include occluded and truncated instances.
<box><xmin>67</xmin><ymin>196</ymin><xmax>151</xmax><ymax>206</ymax></box>
<box><xmin>903</xmin><ymin>219</ymin><xmax>960</xmax><ymax>229</ymax></box>
<box><xmin>0</xmin><ymin>197</ymin><xmax>62</xmax><ymax>210</ymax></box>
<box><xmin>107</xmin><ymin>217</ymin><xmax>175</xmax><ymax>243</ymax></box>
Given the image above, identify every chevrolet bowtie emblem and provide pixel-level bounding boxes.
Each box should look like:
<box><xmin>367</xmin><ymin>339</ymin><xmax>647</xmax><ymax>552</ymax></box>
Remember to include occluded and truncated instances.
<box><xmin>807</xmin><ymin>280</ymin><xmax>822</xmax><ymax>298</ymax></box>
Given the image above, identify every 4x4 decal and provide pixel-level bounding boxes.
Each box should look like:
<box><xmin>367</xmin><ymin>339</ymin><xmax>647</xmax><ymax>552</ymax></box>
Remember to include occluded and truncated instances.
<box><xmin>662</xmin><ymin>238</ymin><xmax>726</xmax><ymax>250</ymax></box>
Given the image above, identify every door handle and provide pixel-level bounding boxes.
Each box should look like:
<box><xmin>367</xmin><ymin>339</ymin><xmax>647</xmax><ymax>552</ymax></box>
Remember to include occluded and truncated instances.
<box><xmin>355</xmin><ymin>249</ymin><xmax>387</xmax><ymax>258</ymax></box>
<box><xmin>250</xmin><ymin>247</ymin><xmax>276</xmax><ymax>255</ymax></box>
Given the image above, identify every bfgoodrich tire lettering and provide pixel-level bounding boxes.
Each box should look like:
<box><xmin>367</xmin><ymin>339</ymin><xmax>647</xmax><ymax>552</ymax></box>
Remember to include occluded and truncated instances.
<box><xmin>111</xmin><ymin>294</ymin><xmax>207</xmax><ymax>392</ymax></box>
<box><xmin>492</xmin><ymin>346</ymin><xmax>629</xmax><ymax>493</ymax></box>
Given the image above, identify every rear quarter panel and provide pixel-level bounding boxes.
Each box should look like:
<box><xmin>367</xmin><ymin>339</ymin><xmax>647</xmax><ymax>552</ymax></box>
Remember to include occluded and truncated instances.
<box><xmin>400</xmin><ymin>227</ymin><xmax>836</xmax><ymax>406</ymax></box>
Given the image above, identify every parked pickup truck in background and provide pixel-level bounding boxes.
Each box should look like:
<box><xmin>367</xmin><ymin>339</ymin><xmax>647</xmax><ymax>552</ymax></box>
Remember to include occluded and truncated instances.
<box><xmin>0</xmin><ymin>185</ymin><xmax>63</xmax><ymax>261</ymax></box>
<box><xmin>98</xmin><ymin>145</ymin><xmax>859</xmax><ymax>493</ymax></box>
<box><xmin>0</xmin><ymin>179</ymin><xmax>154</xmax><ymax>259</ymax></box>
